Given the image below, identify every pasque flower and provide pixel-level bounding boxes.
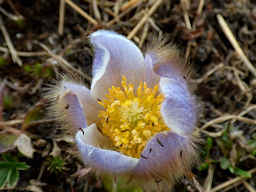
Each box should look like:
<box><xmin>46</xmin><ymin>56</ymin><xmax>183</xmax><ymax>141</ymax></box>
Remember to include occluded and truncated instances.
<box><xmin>50</xmin><ymin>30</ymin><xmax>197</xmax><ymax>189</ymax></box>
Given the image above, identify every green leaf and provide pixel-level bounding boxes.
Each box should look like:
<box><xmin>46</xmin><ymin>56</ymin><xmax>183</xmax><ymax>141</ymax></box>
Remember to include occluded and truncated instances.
<box><xmin>7</xmin><ymin>168</ymin><xmax>19</xmax><ymax>188</ymax></box>
<box><xmin>0</xmin><ymin>134</ymin><xmax>18</xmax><ymax>153</ymax></box>
<box><xmin>248</xmin><ymin>140</ymin><xmax>256</xmax><ymax>148</ymax></box>
<box><xmin>2</xmin><ymin>153</ymin><xmax>18</xmax><ymax>162</ymax></box>
<box><xmin>47</xmin><ymin>156</ymin><xmax>65</xmax><ymax>173</ymax></box>
<box><xmin>228</xmin><ymin>166</ymin><xmax>234</xmax><ymax>173</ymax></box>
<box><xmin>0</xmin><ymin>161</ymin><xmax>15</xmax><ymax>168</ymax></box>
<box><xmin>0</xmin><ymin>155</ymin><xmax>29</xmax><ymax>189</ymax></box>
<box><xmin>22</xmin><ymin>103</ymin><xmax>44</xmax><ymax>130</ymax></box>
<box><xmin>220</xmin><ymin>157</ymin><xmax>230</xmax><ymax>170</ymax></box>
<box><xmin>24</xmin><ymin>65</ymin><xmax>33</xmax><ymax>73</ymax></box>
<box><xmin>198</xmin><ymin>162</ymin><xmax>209</xmax><ymax>171</ymax></box>
<box><xmin>13</xmin><ymin>162</ymin><xmax>30</xmax><ymax>170</ymax></box>
<box><xmin>0</xmin><ymin>160</ymin><xmax>29</xmax><ymax>170</ymax></box>
<box><xmin>103</xmin><ymin>175</ymin><xmax>143</xmax><ymax>192</ymax></box>
<box><xmin>233</xmin><ymin>167</ymin><xmax>251</xmax><ymax>178</ymax></box>
<box><xmin>0</xmin><ymin>57</ymin><xmax>8</xmax><ymax>67</ymax></box>
<box><xmin>0</xmin><ymin>168</ymin><xmax>9</xmax><ymax>188</ymax></box>
<box><xmin>206</xmin><ymin>137</ymin><xmax>213</xmax><ymax>151</ymax></box>
<box><xmin>221</xmin><ymin>125</ymin><xmax>233</xmax><ymax>149</ymax></box>
<box><xmin>3</xmin><ymin>95</ymin><xmax>14</xmax><ymax>109</ymax></box>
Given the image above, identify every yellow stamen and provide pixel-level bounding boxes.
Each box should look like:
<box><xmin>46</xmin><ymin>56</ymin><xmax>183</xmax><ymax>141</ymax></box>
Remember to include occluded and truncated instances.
<box><xmin>97</xmin><ymin>76</ymin><xmax>169</xmax><ymax>158</ymax></box>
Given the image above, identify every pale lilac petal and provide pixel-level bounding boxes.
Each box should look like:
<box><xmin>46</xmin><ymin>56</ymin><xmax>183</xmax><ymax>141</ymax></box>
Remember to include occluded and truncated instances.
<box><xmin>133</xmin><ymin>132</ymin><xmax>196</xmax><ymax>181</ymax></box>
<box><xmin>145</xmin><ymin>51</ymin><xmax>196</xmax><ymax>135</ymax></box>
<box><xmin>160</xmin><ymin>78</ymin><xmax>196</xmax><ymax>135</ymax></box>
<box><xmin>145</xmin><ymin>51</ymin><xmax>185</xmax><ymax>81</ymax></box>
<box><xmin>143</xmin><ymin>54</ymin><xmax>160</xmax><ymax>88</ymax></box>
<box><xmin>60</xmin><ymin>81</ymin><xmax>102</xmax><ymax>125</ymax></box>
<box><xmin>90</xmin><ymin>30</ymin><xmax>145</xmax><ymax>99</ymax></box>
<box><xmin>76</xmin><ymin>127</ymin><xmax>139</xmax><ymax>174</ymax></box>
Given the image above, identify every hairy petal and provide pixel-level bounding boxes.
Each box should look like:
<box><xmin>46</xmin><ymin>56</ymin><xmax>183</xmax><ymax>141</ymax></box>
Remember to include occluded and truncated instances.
<box><xmin>132</xmin><ymin>132</ymin><xmax>196</xmax><ymax>183</ymax></box>
<box><xmin>58</xmin><ymin>81</ymin><xmax>102</xmax><ymax>125</ymax></box>
<box><xmin>90</xmin><ymin>30</ymin><xmax>145</xmax><ymax>99</ymax></box>
<box><xmin>76</xmin><ymin>127</ymin><xmax>139</xmax><ymax>174</ymax></box>
<box><xmin>58</xmin><ymin>89</ymin><xmax>87</xmax><ymax>130</ymax></box>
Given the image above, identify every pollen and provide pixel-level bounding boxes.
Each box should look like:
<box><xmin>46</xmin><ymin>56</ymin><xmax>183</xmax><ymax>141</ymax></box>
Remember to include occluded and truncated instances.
<box><xmin>97</xmin><ymin>76</ymin><xmax>170</xmax><ymax>158</ymax></box>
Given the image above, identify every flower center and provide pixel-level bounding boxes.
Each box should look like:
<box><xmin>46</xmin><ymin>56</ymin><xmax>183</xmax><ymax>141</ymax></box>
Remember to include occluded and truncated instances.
<box><xmin>97</xmin><ymin>76</ymin><xmax>169</xmax><ymax>158</ymax></box>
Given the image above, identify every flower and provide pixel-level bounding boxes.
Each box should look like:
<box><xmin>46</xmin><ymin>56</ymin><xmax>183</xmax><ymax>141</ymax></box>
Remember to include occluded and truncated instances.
<box><xmin>50</xmin><ymin>30</ymin><xmax>197</xmax><ymax>189</ymax></box>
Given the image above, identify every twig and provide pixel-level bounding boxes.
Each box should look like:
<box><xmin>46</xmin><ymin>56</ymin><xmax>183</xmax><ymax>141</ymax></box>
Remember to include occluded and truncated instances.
<box><xmin>0</xmin><ymin>80</ymin><xmax>5</xmax><ymax>121</ymax></box>
<box><xmin>139</xmin><ymin>22</ymin><xmax>149</xmax><ymax>48</ymax></box>
<box><xmin>0</xmin><ymin>119</ymin><xmax>24</xmax><ymax>127</ymax></box>
<box><xmin>210</xmin><ymin>168</ymin><xmax>256</xmax><ymax>192</ymax></box>
<box><xmin>35</xmin><ymin>42</ymin><xmax>91</xmax><ymax>81</ymax></box>
<box><xmin>58</xmin><ymin>0</ymin><xmax>66</xmax><ymax>35</ymax></box>
<box><xmin>127</xmin><ymin>0</ymin><xmax>163</xmax><ymax>40</ymax></box>
<box><xmin>191</xmin><ymin>63</ymin><xmax>224</xmax><ymax>83</ymax></box>
<box><xmin>5</xmin><ymin>80</ymin><xmax>30</xmax><ymax>93</ymax></box>
<box><xmin>197</xmin><ymin>0</ymin><xmax>204</xmax><ymax>16</ymax></box>
<box><xmin>200</xmin><ymin>115</ymin><xmax>256</xmax><ymax>130</ymax></box>
<box><xmin>243</xmin><ymin>181</ymin><xmax>256</xmax><ymax>192</ymax></box>
<box><xmin>113</xmin><ymin>0</ymin><xmax>122</xmax><ymax>17</ymax></box>
<box><xmin>65</xmin><ymin>0</ymin><xmax>98</xmax><ymax>26</ymax></box>
<box><xmin>22</xmin><ymin>119</ymin><xmax>56</xmax><ymax>131</ymax></box>
<box><xmin>200</xmin><ymin>129</ymin><xmax>225</xmax><ymax>138</ymax></box>
<box><xmin>181</xmin><ymin>0</ymin><xmax>192</xmax><ymax>30</ymax></box>
<box><xmin>148</xmin><ymin>17</ymin><xmax>162</xmax><ymax>34</ymax></box>
<box><xmin>0</xmin><ymin>47</ymin><xmax>47</xmax><ymax>57</ymax></box>
<box><xmin>192</xmin><ymin>176</ymin><xmax>205</xmax><ymax>192</ymax></box>
<box><xmin>92</xmin><ymin>0</ymin><xmax>101</xmax><ymax>21</ymax></box>
<box><xmin>237</xmin><ymin>105</ymin><xmax>256</xmax><ymax>120</ymax></box>
<box><xmin>204</xmin><ymin>165</ymin><xmax>214</xmax><ymax>192</ymax></box>
<box><xmin>217</xmin><ymin>14</ymin><xmax>256</xmax><ymax>77</ymax></box>
<box><xmin>0</xmin><ymin>16</ymin><xmax>22</xmax><ymax>66</ymax></box>
<box><xmin>120</xmin><ymin>0</ymin><xmax>140</xmax><ymax>12</ymax></box>
<box><xmin>106</xmin><ymin>5</ymin><xmax>136</xmax><ymax>27</ymax></box>
<box><xmin>0</xmin><ymin>6</ymin><xmax>23</xmax><ymax>21</ymax></box>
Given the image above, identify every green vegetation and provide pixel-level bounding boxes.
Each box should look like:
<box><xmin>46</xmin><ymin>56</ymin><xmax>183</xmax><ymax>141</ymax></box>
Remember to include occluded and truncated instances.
<box><xmin>0</xmin><ymin>154</ymin><xmax>30</xmax><ymax>189</ymax></box>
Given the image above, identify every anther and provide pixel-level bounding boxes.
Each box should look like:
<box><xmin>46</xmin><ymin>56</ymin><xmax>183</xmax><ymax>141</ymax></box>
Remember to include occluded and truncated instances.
<box><xmin>156</xmin><ymin>138</ymin><xmax>164</xmax><ymax>147</ymax></box>
<box><xmin>180</xmin><ymin>150</ymin><xmax>183</xmax><ymax>158</ymax></box>
<box><xmin>155</xmin><ymin>178</ymin><xmax>162</xmax><ymax>184</ymax></box>
<box><xmin>140</xmin><ymin>154</ymin><xmax>148</xmax><ymax>159</ymax></box>
<box><xmin>149</xmin><ymin>148</ymin><xmax>152</xmax><ymax>153</ymax></box>
<box><xmin>65</xmin><ymin>104</ymin><xmax>69</xmax><ymax>109</ymax></box>
<box><xmin>97</xmin><ymin>98</ymin><xmax>102</xmax><ymax>102</ymax></box>
<box><xmin>79</xmin><ymin>128</ymin><xmax>85</xmax><ymax>135</ymax></box>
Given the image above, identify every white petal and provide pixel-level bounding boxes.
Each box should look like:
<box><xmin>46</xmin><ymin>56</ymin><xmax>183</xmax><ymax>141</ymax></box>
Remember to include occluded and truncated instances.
<box><xmin>78</xmin><ymin>123</ymin><xmax>110</xmax><ymax>148</ymax></box>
